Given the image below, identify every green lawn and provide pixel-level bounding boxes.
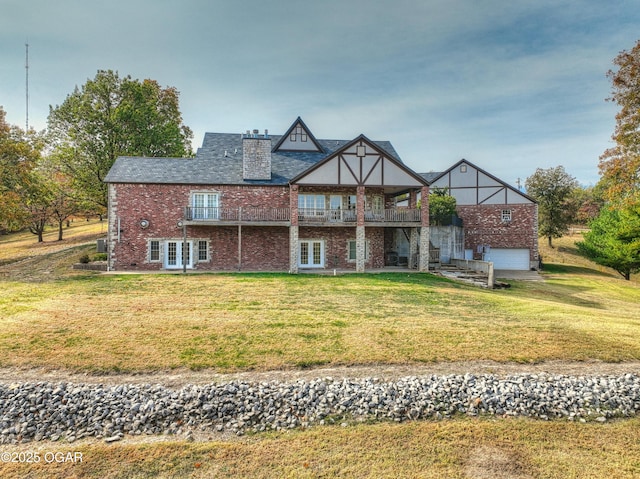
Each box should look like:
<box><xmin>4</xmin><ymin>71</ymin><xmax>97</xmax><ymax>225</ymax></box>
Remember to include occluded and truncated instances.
<box><xmin>2</xmin><ymin>227</ymin><xmax>640</xmax><ymax>478</ymax></box>
<box><xmin>0</xmin><ymin>268</ymin><xmax>639</xmax><ymax>372</ymax></box>
<box><xmin>1</xmin><ymin>226</ymin><xmax>639</xmax><ymax>373</ymax></box>
<box><xmin>2</xmin><ymin>418</ymin><xmax>639</xmax><ymax>478</ymax></box>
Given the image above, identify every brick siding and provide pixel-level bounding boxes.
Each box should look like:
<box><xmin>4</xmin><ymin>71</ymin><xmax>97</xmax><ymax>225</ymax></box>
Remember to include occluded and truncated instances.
<box><xmin>456</xmin><ymin>203</ymin><xmax>538</xmax><ymax>261</ymax></box>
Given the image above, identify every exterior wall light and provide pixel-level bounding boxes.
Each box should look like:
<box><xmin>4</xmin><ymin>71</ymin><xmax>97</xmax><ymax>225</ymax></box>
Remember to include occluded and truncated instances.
<box><xmin>140</xmin><ymin>219</ymin><xmax>150</xmax><ymax>229</ymax></box>
<box><xmin>177</xmin><ymin>220</ymin><xmax>184</xmax><ymax>228</ymax></box>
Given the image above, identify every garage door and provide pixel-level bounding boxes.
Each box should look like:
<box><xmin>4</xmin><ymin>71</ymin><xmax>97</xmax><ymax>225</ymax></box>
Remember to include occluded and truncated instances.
<box><xmin>485</xmin><ymin>248</ymin><xmax>530</xmax><ymax>270</ymax></box>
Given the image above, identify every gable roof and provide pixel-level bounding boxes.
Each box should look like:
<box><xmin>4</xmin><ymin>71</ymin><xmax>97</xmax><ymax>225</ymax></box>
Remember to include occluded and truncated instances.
<box><xmin>104</xmin><ymin>119</ymin><xmax>404</xmax><ymax>186</ymax></box>
<box><xmin>271</xmin><ymin>116</ymin><xmax>325</xmax><ymax>153</ymax></box>
<box><xmin>291</xmin><ymin>134</ymin><xmax>428</xmax><ymax>188</ymax></box>
<box><xmin>426</xmin><ymin>159</ymin><xmax>536</xmax><ymax>204</ymax></box>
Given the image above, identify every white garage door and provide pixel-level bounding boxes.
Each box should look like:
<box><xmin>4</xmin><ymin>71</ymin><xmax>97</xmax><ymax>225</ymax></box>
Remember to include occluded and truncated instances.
<box><xmin>485</xmin><ymin>248</ymin><xmax>530</xmax><ymax>270</ymax></box>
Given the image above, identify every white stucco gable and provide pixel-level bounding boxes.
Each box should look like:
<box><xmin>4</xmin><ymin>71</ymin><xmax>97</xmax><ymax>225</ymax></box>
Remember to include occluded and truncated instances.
<box><xmin>272</xmin><ymin>117</ymin><xmax>324</xmax><ymax>153</ymax></box>
<box><xmin>291</xmin><ymin>135</ymin><xmax>427</xmax><ymax>188</ymax></box>
<box><xmin>430</xmin><ymin>160</ymin><xmax>534</xmax><ymax>205</ymax></box>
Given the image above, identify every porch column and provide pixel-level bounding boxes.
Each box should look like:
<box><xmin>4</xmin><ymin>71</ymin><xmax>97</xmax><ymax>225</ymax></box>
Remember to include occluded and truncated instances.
<box><xmin>289</xmin><ymin>185</ymin><xmax>299</xmax><ymax>274</ymax></box>
<box><xmin>289</xmin><ymin>226</ymin><xmax>299</xmax><ymax>274</ymax></box>
<box><xmin>409</xmin><ymin>228</ymin><xmax>418</xmax><ymax>269</ymax></box>
<box><xmin>356</xmin><ymin>186</ymin><xmax>366</xmax><ymax>273</ymax></box>
<box><xmin>419</xmin><ymin>185</ymin><xmax>430</xmax><ymax>272</ymax></box>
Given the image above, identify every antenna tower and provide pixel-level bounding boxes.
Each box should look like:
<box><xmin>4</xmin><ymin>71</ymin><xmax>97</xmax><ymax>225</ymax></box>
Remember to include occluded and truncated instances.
<box><xmin>25</xmin><ymin>42</ymin><xmax>29</xmax><ymax>131</ymax></box>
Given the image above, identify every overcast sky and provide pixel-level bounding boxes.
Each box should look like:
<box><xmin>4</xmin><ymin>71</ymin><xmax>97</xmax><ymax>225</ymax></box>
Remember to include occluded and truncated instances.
<box><xmin>1</xmin><ymin>1</ymin><xmax>639</xmax><ymax>186</ymax></box>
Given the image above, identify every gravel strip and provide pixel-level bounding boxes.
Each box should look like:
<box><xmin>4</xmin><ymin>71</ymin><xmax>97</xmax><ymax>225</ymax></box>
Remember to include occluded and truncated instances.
<box><xmin>1</xmin><ymin>373</ymin><xmax>639</xmax><ymax>444</ymax></box>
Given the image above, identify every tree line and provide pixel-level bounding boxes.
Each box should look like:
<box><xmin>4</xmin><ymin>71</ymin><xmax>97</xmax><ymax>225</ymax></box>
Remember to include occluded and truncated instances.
<box><xmin>0</xmin><ymin>70</ymin><xmax>192</xmax><ymax>241</ymax></box>
<box><xmin>430</xmin><ymin>40</ymin><xmax>640</xmax><ymax>280</ymax></box>
<box><xmin>1</xmin><ymin>43</ymin><xmax>640</xmax><ymax>279</ymax></box>
<box><xmin>504</xmin><ymin>40</ymin><xmax>640</xmax><ymax>280</ymax></box>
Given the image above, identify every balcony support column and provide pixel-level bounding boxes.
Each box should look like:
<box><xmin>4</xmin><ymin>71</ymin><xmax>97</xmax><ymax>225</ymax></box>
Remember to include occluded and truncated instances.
<box><xmin>356</xmin><ymin>225</ymin><xmax>366</xmax><ymax>273</ymax></box>
<box><xmin>419</xmin><ymin>186</ymin><xmax>430</xmax><ymax>272</ymax></box>
<box><xmin>409</xmin><ymin>228</ymin><xmax>418</xmax><ymax>269</ymax></box>
<box><xmin>237</xmin><ymin>224</ymin><xmax>242</xmax><ymax>271</ymax></box>
<box><xmin>289</xmin><ymin>185</ymin><xmax>299</xmax><ymax>274</ymax></box>
<box><xmin>356</xmin><ymin>186</ymin><xmax>366</xmax><ymax>272</ymax></box>
<box><xmin>289</xmin><ymin>225</ymin><xmax>299</xmax><ymax>274</ymax></box>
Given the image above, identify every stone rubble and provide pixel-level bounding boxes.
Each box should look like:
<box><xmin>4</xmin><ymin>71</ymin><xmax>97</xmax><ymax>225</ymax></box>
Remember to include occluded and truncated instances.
<box><xmin>1</xmin><ymin>373</ymin><xmax>639</xmax><ymax>444</ymax></box>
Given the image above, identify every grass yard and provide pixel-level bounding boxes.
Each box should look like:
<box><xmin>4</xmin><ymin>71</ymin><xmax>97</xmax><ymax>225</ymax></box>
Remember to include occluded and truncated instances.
<box><xmin>2</xmin><ymin>226</ymin><xmax>640</xmax><ymax>477</ymax></box>
<box><xmin>1</xmin><ymin>418</ymin><xmax>639</xmax><ymax>478</ymax></box>
<box><xmin>0</xmin><ymin>264</ymin><xmax>639</xmax><ymax>372</ymax></box>
<box><xmin>0</xmin><ymin>227</ymin><xmax>639</xmax><ymax>372</ymax></box>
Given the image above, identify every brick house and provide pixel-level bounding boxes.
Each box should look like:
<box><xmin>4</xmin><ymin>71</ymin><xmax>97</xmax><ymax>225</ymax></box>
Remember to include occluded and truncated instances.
<box><xmin>426</xmin><ymin>159</ymin><xmax>539</xmax><ymax>270</ymax></box>
<box><xmin>104</xmin><ymin>117</ymin><xmax>538</xmax><ymax>272</ymax></box>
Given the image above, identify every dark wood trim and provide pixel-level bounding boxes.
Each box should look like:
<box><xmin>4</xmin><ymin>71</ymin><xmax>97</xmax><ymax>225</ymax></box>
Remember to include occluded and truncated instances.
<box><xmin>363</xmin><ymin>156</ymin><xmax>382</xmax><ymax>184</ymax></box>
<box><xmin>271</xmin><ymin>117</ymin><xmax>325</xmax><ymax>153</ymax></box>
<box><xmin>340</xmin><ymin>155</ymin><xmax>359</xmax><ymax>184</ymax></box>
<box><xmin>478</xmin><ymin>187</ymin><xmax>506</xmax><ymax>205</ymax></box>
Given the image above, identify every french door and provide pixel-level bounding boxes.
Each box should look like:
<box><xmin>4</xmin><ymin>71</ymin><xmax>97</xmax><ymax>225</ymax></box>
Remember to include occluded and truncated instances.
<box><xmin>298</xmin><ymin>240</ymin><xmax>324</xmax><ymax>268</ymax></box>
<box><xmin>165</xmin><ymin>241</ymin><xmax>192</xmax><ymax>269</ymax></box>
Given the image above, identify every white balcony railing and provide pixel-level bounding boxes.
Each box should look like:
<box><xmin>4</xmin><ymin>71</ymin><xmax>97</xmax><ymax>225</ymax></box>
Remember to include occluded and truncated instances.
<box><xmin>186</xmin><ymin>207</ymin><xmax>421</xmax><ymax>224</ymax></box>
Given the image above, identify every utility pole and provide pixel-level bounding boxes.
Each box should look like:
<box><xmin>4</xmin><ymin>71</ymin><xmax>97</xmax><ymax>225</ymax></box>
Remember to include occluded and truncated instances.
<box><xmin>25</xmin><ymin>42</ymin><xmax>29</xmax><ymax>131</ymax></box>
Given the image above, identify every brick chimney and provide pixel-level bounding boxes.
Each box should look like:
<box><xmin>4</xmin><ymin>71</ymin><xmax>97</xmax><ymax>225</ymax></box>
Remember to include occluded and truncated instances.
<box><xmin>243</xmin><ymin>129</ymin><xmax>271</xmax><ymax>180</ymax></box>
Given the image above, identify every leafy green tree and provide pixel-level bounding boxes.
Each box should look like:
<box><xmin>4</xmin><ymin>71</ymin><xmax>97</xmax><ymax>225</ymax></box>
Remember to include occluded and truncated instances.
<box><xmin>0</xmin><ymin>107</ymin><xmax>47</xmax><ymax>235</ymax></box>
<box><xmin>577</xmin><ymin>205</ymin><xmax>640</xmax><ymax>280</ymax></box>
<box><xmin>581</xmin><ymin>39</ymin><xmax>640</xmax><ymax>279</ymax></box>
<box><xmin>525</xmin><ymin>166</ymin><xmax>579</xmax><ymax>248</ymax></box>
<box><xmin>428</xmin><ymin>187</ymin><xmax>458</xmax><ymax>225</ymax></box>
<box><xmin>47</xmin><ymin>70</ymin><xmax>193</xmax><ymax>209</ymax></box>
<box><xmin>571</xmin><ymin>185</ymin><xmax>604</xmax><ymax>225</ymax></box>
<box><xmin>24</xmin><ymin>171</ymin><xmax>54</xmax><ymax>243</ymax></box>
<box><xmin>599</xmin><ymin>39</ymin><xmax>640</xmax><ymax>205</ymax></box>
<box><xmin>48</xmin><ymin>170</ymin><xmax>79</xmax><ymax>241</ymax></box>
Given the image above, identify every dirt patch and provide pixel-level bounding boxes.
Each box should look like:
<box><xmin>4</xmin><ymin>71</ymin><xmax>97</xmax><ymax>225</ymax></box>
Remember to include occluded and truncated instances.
<box><xmin>1</xmin><ymin>360</ymin><xmax>639</xmax><ymax>388</ymax></box>
<box><xmin>466</xmin><ymin>446</ymin><xmax>534</xmax><ymax>479</ymax></box>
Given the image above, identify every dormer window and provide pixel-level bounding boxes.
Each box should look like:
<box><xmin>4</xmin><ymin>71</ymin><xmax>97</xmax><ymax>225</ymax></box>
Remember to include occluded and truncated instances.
<box><xmin>290</xmin><ymin>125</ymin><xmax>308</xmax><ymax>142</ymax></box>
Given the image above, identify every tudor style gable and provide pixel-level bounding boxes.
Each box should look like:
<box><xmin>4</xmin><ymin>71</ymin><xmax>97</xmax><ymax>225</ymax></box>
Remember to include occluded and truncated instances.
<box><xmin>291</xmin><ymin>135</ymin><xmax>426</xmax><ymax>189</ymax></box>
<box><xmin>272</xmin><ymin>117</ymin><xmax>324</xmax><ymax>153</ymax></box>
<box><xmin>430</xmin><ymin>159</ymin><xmax>534</xmax><ymax>205</ymax></box>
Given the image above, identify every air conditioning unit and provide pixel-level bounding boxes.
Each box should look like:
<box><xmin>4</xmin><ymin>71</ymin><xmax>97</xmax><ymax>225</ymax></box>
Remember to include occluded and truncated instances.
<box><xmin>96</xmin><ymin>239</ymin><xmax>107</xmax><ymax>253</ymax></box>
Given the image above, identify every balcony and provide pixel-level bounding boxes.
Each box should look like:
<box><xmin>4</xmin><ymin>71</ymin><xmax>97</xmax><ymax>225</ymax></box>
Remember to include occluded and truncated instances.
<box><xmin>282</xmin><ymin>207</ymin><xmax>421</xmax><ymax>226</ymax></box>
<box><xmin>185</xmin><ymin>207</ymin><xmax>290</xmax><ymax>226</ymax></box>
<box><xmin>184</xmin><ymin>207</ymin><xmax>422</xmax><ymax>226</ymax></box>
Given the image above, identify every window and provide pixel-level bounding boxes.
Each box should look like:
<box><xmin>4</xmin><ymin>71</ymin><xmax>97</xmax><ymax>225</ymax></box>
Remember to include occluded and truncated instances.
<box><xmin>192</xmin><ymin>192</ymin><xmax>219</xmax><ymax>220</ymax></box>
<box><xmin>298</xmin><ymin>194</ymin><xmax>325</xmax><ymax>215</ymax></box>
<box><xmin>460</xmin><ymin>165</ymin><xmax>467</xmax><ymax>173</ymax></box>
<box><xmin>198</xmin><ymin>240</ymin><xmax>208</xmax><ymax>261</ymax></box>
<box><xmin>149</xmin><ymin>240</ymin><xmax>160</xmax><ymax>262</ymax></box>
<box><xmin>367</xmin><ymin>195</ymin><xmax>383</xmax><ymax>213</ymax></box>
<box><xmin>502</xmin><ymin>209</ymin><xmax>512</xmax><ymax>222</ymax></box>
<box><xmin>348</xmin><ymin>240</ymin><xmax>369</xmax><ymax>261</ymax></box>
<box><xmin>290</xmin><ymin>125</ymin><xmax>307</xmax><ymax>142</ymax></box>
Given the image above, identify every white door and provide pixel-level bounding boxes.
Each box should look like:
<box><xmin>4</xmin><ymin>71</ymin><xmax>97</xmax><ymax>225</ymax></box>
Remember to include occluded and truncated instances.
<box><xmin>192</xmin><ymin>193</ymin><xmax>219</xmax><ymax>220</ymax></box>
<box><xmin>165</xmin><ymin>241</ymin><xmax>192</xmax><ymax>269</ymax></box>
<box><xmin>329</xmin><ymin>195</ymin><xmax>342</xmax><ymax>222</ymax></box>
<box><xmin>299</xmin><ymin>240</ymin><xmax>324</xmax><ymax>268</ymax></box>
<box><xmin>485</xmin><ymin>248</ymin><xmax>530</xmax><ymax>270</ymax></box>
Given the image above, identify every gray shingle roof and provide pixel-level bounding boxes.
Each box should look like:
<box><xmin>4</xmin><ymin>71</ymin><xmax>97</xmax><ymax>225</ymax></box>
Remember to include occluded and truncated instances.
<box><xmin>419</xmin><ymin>172</ymin><xmax>442</xmax><ymax>184</ymax></box>
<box><xmin>104</xmin><ymin>132</ymin><xmax>402</xmax><ymax>185</ymax></box>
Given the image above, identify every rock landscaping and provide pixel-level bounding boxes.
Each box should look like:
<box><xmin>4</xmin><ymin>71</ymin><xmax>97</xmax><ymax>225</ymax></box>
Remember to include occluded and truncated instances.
<box><xmin>1</xmin><ymin>373</ymin><xmax>639</xmax><ymax>444</ymax></box>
